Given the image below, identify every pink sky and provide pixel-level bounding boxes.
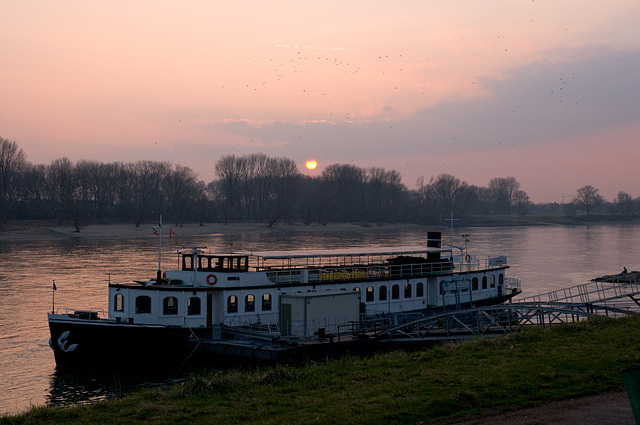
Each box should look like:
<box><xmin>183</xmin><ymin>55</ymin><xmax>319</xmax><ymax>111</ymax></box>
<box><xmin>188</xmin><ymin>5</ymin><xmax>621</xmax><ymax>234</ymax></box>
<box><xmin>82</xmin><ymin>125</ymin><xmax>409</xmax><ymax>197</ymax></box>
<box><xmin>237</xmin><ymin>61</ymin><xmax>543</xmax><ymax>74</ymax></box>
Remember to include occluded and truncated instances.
<box><xmin>2</xmin><ymin>1</ymin><xmax>640</xmax><ymax>203</ymax></box>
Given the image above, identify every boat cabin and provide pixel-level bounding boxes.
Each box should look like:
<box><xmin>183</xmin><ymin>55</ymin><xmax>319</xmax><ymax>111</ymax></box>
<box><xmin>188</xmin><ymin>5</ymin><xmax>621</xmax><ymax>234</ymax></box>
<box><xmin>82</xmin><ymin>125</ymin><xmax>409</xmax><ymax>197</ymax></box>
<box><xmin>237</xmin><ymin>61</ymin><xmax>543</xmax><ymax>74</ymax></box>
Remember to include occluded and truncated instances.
<box><xmin>182</xmin><ymin>253</ymin><xmax>249</xmax><ymax>273</ymax></box>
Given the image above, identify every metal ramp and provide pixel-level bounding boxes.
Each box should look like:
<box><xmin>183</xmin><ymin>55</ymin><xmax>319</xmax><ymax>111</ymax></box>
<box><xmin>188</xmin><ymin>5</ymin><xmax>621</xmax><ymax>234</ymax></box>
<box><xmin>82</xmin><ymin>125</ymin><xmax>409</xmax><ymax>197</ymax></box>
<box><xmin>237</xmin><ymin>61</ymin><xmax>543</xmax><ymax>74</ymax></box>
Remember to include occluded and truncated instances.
<box><xmin>375</xmin><ymin>276</ymin><xmax>640</xmax><ymax>343</ymax></box>
<box><xmin>375</xmin><ymin>305</ymin><xmax>593</xmax><ymax>342</ymax></box>
<box><xmin>515</xmin><ymin>275</ymin><xmax>640</xmax><ymax>308</ymax></box>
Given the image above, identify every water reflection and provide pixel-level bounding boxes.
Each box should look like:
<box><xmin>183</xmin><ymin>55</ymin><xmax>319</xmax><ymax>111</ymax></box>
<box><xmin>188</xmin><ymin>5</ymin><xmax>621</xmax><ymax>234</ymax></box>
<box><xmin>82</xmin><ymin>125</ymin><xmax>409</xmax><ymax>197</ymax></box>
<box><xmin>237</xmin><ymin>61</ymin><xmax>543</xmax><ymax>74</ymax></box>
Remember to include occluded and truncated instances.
<box><xmin>47</xmin><ymin>367</ymin><xmax>186</xmax><ymax>408</ymax></box>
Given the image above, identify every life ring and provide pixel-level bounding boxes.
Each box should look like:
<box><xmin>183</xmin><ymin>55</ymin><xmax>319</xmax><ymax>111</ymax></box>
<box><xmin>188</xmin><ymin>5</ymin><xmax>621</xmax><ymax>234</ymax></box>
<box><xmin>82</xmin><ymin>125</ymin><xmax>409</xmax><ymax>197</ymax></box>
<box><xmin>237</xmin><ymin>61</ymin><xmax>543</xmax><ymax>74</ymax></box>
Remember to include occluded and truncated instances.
<box><xmin>206</xmin><ymin>274</ymin><xmax>217</xmax><ymax>285</ymax></box>
<box><xmin>465</xmin><ymin>255</ymin><xmax>471</xmax><ymax>262</ymax></box>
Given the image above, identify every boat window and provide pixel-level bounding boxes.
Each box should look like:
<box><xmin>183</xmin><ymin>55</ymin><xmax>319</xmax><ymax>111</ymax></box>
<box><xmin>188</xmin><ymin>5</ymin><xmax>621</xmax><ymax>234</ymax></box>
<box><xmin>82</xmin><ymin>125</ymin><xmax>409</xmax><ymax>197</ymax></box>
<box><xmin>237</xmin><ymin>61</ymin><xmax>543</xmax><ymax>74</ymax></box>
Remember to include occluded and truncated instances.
<box><xmin>354</xmin><ymin>287</ymin><xmax>360</xmax><ymax>293</ymax></box>
<box><xmin>490</xmin><ymin>275</ymin><xmax>496</xmax><ymax>288</ymax></box>
<box><xmin>262</xmin><ymin>293</ymin><xmax>272</xmax><ymax>311</ymax></box>
<box><xmin>379</xmin><ymin>285</ymin><xmax>387</xmax><ymax>301</ymax></box>
<box><xmin>114</xmin><ymin>293</ymin><xmax>124</xmax><ymax>312</ymax></box>
<box><xmin>392</xmin><ymin>284</ymin><xmax>400</xmax><ymax>300</ymax></box>
<box><xmin>416</xmin><ymin>282</ymin><xmax>424</xmax><ymax>297</ymax></box>
<box><xmin>404</xmin><ymin>283</ymin><xmax>412</xmax><ymax>298</ymax></box>
<box><xmin>227</xmin><ymin>295</ymin><xmax>238</xmax><ymax>313</ymax></box>
<box><xmin>472</xmin><ymin>277</ymin><xmax>479</xmax><ymax>291</ymax></box>
<box><xmin>163</xmin><ymin>297</ymin><xmax>178</xmax><ymax>315</ymax></box>
<box><xmin>245</xmin><ymin>294</ymin><xmax>255</xmax><ymax>312</ymax></box>
<box><xmin>365</xmin><ymin>287</ymin><xmax>374</xmax><ymax>302</ymax></box>
<box><xmin>188</xmin><ymin>297</ymin><xmax>201</xmax><ymax>315</ymax></box>
<box><xmin>482</xmin><ymin>276</ymin><xmax>488</xmax><ymax>290</ymax></box>
<box><xmin>135</xmin><ymin>296</ymin><xmax>151</xmax><ymax>314</ymax></box>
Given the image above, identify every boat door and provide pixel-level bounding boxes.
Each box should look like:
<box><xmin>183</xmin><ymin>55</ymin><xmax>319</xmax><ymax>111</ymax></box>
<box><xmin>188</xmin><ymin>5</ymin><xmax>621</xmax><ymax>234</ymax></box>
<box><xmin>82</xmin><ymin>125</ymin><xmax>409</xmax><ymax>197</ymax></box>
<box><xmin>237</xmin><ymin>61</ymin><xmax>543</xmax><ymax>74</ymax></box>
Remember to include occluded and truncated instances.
<box><xmin>207</xmin><ymin>292</ymin><xmax>224</xmax><ymax>325</ymax></box>
<box><xmin>280</xmin><ymin>303</ymin><xmax>292</xmax><ymax>335</ymax></box>
<box><xmin>207</xmin><ymin>292</ymin><xmax>213</xmax><ymax>327</ymax></box>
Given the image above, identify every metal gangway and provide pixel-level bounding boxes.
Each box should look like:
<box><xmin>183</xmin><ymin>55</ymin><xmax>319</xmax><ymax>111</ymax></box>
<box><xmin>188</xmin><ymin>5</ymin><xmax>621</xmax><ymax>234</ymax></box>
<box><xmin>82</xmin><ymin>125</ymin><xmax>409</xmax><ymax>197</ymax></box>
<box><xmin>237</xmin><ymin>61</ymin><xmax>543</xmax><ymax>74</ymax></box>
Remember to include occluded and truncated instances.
<box><xmin>514</xmin><ymin>274</ymin><xmax>640</xmax><ymax>312</ymax></box>
<box><xmin>375</xmin><ymin>276</ymin><xmax>640</xmax><ymax>343</ymax></box>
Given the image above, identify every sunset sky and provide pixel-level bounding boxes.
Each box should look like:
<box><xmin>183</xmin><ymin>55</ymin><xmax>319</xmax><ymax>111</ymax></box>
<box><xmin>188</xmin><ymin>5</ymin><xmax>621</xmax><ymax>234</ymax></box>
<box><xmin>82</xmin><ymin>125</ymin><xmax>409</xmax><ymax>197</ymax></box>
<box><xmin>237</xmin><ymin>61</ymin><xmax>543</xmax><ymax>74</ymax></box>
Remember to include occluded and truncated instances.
<box><xmin>2</xmin><ymin>1</ymin><xmax>639</xmax><ymax>203</ymax></box>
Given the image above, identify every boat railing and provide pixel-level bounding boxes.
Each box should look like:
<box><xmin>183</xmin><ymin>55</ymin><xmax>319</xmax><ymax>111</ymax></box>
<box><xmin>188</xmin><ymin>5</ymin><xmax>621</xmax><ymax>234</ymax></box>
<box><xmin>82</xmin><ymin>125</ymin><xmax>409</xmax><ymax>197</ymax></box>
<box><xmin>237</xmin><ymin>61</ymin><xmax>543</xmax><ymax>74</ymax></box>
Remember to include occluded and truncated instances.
<box><xmin>267</xmin><ymin>261</ymin><xmax>455</xmax><ymax>285</ymax></box>
<box><xmin>223</xmin><ymin>312</ymin><xmax>361</xmax><ymax>340</ymax></box>
<box><xmin>223</xmin><ymin>313</ymin><xmax>279</xmax><ymax>332</ymax></box>
<box><xmin>455</xmin><ymin>257</ymin><xmax>509</xmax><ymax>274</ymax></box>
<box><xmin>504</xmin><ymin>277</ymin><xmax>521</xmax><ymax>292</ymax></box>
<box><xmin>54</xmin><ymin>308</ymin><xmax>106</xmax><ymax>320</ymax></box>
<box><xmin>515</xmin><ymin>278</ymin><xmax>640</xmax><ymax>307</ymax></box>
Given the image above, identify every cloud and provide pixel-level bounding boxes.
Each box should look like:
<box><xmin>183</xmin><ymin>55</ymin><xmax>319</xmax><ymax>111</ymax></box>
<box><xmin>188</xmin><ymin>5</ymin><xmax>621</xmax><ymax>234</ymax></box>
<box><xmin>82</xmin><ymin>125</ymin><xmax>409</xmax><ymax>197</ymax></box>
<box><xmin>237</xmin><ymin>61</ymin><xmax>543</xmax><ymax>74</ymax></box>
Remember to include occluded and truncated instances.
<box><xmin>209</xmin><ymin>45</ymin><xmax>640</xmax><ymax>159</ymax></box>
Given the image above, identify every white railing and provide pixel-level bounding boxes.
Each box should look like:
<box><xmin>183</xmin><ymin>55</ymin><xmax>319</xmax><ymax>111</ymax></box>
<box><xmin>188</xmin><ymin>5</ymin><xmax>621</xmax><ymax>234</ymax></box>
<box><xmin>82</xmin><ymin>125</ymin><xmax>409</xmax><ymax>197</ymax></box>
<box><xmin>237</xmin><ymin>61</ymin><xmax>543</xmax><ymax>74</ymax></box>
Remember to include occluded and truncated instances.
<box><xmin>516</xmin><ymin>280</ymin><xmax>640</xmax><ymax>306</ymax></box>
<box><xmin>504</xmin><ymin>277</ymin><xmax>521</xmax><ymax>292</ymax></box>
<box><xmin>54</xmin><ymin>308</ymin><xmax>106</xmax><ymax>319</ymax></box>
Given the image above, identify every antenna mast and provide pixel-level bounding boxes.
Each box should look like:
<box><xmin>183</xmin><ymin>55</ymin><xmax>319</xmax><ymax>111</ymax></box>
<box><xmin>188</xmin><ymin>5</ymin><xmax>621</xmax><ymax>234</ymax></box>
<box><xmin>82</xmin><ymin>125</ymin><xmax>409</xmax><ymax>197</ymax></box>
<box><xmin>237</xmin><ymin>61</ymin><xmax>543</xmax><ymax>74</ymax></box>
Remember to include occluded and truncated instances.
<box><xmin>153</xmin><ymin>215</ymin><xmax>171</xmax><ymax>282</ymax></box>
<box><xmin>444</xmin><ymin>212</ymin><xmax>459</xmax><ymax>249</ymax></box>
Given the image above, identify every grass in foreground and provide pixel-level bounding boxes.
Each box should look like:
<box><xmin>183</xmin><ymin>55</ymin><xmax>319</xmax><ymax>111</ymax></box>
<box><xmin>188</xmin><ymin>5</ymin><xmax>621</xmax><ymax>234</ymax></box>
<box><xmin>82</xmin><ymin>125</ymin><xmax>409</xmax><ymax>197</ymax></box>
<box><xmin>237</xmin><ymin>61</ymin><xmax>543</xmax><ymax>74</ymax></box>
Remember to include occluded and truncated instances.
<box><xmin>3</xmin><ymin>315</ymin><xmax>640</xmax><ymax>424</ymax></box>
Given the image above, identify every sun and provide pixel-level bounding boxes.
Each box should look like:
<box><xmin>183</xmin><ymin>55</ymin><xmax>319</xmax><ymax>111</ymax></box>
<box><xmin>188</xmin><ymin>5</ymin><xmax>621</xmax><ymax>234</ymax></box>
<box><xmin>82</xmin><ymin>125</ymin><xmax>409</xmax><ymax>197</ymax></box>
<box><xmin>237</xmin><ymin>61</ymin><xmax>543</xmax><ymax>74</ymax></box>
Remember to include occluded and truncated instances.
<box><xmin>305</xmin><ymin>159</ymin><xmax>318</xmax><ymax>170</ymax></box>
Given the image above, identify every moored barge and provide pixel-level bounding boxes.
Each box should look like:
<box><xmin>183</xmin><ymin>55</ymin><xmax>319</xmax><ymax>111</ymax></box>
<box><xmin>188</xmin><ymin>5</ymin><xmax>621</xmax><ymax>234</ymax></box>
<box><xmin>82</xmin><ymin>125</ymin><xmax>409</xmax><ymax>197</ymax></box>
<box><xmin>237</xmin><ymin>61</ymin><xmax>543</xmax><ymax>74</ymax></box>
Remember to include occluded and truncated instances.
<box><xmin>48</xmin><ymin>231</ymin><xmax>521</xmax><ymax>367</ymax></box>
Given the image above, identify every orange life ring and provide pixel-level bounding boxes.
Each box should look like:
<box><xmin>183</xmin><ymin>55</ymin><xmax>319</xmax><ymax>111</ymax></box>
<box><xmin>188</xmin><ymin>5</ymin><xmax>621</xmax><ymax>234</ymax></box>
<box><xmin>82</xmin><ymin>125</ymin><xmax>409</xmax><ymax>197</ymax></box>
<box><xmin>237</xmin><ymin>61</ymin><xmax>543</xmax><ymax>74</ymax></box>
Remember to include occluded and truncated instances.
<box><xmin>465</xmin><ymin>255</ymin><xmax>471</xmax><ymax>262</ymax></box>
<box><xmin>206</xmin><ymin>274</ymin><xmax>217</xmax><ymax>285</ymax></box>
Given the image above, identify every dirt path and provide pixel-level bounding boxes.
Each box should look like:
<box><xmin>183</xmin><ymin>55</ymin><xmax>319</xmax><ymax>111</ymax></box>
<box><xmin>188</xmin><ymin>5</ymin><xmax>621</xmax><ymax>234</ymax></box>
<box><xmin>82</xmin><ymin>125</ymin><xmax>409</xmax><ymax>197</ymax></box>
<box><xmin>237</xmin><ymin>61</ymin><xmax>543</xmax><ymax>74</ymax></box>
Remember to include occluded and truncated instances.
<box><xmin>444</xmin><ymin>391</ymin><xmax>635</xmax><ymax>425</ymax></box>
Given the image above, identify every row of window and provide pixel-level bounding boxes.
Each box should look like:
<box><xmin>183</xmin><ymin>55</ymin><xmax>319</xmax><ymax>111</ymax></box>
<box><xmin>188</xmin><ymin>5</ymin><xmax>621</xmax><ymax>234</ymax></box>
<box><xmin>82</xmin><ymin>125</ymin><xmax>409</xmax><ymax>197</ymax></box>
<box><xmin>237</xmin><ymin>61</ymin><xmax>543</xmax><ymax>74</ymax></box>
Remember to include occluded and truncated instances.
<box><xmin>224</xmin><ymin>275</ymin><xmax>502</xmax><ymax>313</ymax></box>
<box><xmin>114</xmin><ymin>293</ymin><xmax>202</xmax><ymax>316</ymax></box>
<box><xmin>471</xmin><ymin>275</ymin><xmax>499</xmax><ymax>291</ymax></box>
<box><xmin>227</xmin><ymin>293</ymin><xmax>272</xmax><ymax>313</ymax></box>
<box><xmin>363</xmin><ymin>282</ymin><xmax>425</xmax><ymax>302</ymax></box>
<box><xmin>118</xmin><ymin>275</ymin><xmax>504</xmax><ymax>316</ymax></box>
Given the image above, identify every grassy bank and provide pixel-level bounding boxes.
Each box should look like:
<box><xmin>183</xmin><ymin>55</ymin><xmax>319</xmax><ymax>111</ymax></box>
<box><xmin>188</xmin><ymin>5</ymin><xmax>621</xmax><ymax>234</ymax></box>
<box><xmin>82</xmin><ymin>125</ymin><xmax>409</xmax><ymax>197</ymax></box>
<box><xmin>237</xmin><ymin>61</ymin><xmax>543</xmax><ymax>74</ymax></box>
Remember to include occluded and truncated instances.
<box><xmin>3</xmin><ymin>315</ymin><xmax>640</xmax><ymax>424</ymax></box>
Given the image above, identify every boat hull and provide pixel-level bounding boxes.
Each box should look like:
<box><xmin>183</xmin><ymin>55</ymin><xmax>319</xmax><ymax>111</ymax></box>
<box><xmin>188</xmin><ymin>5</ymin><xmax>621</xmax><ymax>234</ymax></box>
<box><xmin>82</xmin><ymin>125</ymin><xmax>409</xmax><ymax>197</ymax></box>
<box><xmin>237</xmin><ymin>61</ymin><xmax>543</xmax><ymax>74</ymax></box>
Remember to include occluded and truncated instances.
<box><xmin>48</xmin><ymin>313</ymin><xmax>197</xmax><ymax>369</ymax></box>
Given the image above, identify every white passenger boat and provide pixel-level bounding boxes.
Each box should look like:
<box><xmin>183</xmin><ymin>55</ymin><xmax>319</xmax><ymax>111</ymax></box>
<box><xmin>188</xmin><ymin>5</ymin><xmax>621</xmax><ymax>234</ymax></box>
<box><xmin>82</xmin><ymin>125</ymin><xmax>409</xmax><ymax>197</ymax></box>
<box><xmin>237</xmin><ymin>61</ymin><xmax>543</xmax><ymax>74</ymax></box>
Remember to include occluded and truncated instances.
<box><xmin>48</xmin><ymin>231</ymin><xmax>521</xmax><ymax>367</ymax></box>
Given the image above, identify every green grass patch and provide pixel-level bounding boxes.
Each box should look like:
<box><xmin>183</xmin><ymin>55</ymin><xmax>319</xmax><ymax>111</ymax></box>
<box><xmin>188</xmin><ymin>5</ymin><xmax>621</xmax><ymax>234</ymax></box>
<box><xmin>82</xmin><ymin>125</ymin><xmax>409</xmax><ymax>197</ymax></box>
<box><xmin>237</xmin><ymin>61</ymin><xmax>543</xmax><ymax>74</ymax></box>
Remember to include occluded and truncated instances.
<box><xmin>3</xmin><ymin>315</ymin><xmax>640</xmax><ymax>424</ymax></box>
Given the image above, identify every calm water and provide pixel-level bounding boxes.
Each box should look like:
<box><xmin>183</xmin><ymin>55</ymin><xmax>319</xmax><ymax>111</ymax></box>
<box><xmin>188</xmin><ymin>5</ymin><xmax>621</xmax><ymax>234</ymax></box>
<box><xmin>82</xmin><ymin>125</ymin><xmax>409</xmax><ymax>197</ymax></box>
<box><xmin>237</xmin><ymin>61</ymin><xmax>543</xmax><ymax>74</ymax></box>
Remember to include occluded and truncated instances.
<box><xmin>1</xmin><ymin>224</ymin><xmax>639</xmax><ymax>415</ymax></box>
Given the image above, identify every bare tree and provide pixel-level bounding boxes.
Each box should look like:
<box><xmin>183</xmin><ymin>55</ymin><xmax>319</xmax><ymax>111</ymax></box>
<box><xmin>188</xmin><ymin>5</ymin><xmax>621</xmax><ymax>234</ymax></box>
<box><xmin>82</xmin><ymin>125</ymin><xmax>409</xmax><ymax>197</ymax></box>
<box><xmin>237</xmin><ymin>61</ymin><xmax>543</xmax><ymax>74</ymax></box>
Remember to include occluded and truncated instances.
<box><xmin>513</xmin><ymin>190</ymin><xmax>531</xmax><ymax>216</ymax></box>
<box><xmin>0</xmin><ymin>138</ymin><xmax>27</xmax><ymax>221</ymax></box>
<box><xmin>366</xmin><ymin>167</ymin><xmax>404</xmax><ymax>222</ymax></box>
<box><xmin>574</xmin><ymin>185</ymin><xmax>604</xmax><ymax>216</ymax></box>
<box><xmin>488</xmin><ymin>177</ymin><xmax>521</xmax><ymax>215</ymax></box>
<box><xmin>267</xmin><ymin>156</ymin><xmax>300</xmax><ymax>225</ymax></box>
<box><xmin>130</xmin><ymin>161</ymin><xmax>171</xmax><ymax>226</ymax></box>
<box><xmin>614</xmin><ymin>191</ymin><xmax>635</xmax><ymax>217</ymax></box>
<box><xmin>112</xmin><ymin>162</ymin><xmax>134</xmax><ymax>222</ymax></box>
<box><xmin>18</xmin><ymin>163</ymin><xmax>47</xmax><ymax>218</ymax></box>
<box><xmin>430</xmin><ymin>174</ymin><xmax>461</xmax><ymax>218</ymax></box>
<box><xmin>163</xmin><ymin>164</ymin><xmax>199</xmax><ymax>225</ymax></box>
<box><xmin>75</xmin><ymin>160</ymin><xmax>118</xmax><ymax>223</ymax></box>
<box><xmin>45</xmin><ymin>158</ymin><xmax>84</xmax><ymax>228</ymax></box>
<box><xmin>215</xmin><ymin>155</ymin><xmax>245</xmax><ymax>222</ymax></box>
<box><xmin>322</xmin><ymin>164</ymin><xmax>366</xmax><ymax>222</ymax></box>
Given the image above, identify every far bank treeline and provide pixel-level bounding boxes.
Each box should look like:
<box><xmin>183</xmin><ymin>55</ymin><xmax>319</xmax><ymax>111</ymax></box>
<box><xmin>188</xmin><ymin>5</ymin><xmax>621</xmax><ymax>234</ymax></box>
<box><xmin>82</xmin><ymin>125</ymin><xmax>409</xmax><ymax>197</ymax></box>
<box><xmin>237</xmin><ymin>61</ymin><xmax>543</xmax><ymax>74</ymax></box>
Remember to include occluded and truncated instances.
<box><xmin>0</xmin><ymin>138</ymin><xmax>638</xmax><ymax>228</ymax></box>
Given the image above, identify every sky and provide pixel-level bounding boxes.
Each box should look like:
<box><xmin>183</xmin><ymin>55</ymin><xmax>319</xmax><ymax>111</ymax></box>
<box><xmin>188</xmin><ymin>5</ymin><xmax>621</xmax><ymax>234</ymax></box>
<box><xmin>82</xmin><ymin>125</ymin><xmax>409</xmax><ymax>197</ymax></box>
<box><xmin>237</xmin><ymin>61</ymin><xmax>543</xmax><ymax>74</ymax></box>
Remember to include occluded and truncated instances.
<box><xmin>2</xmin><ymin>1</ymin><xmax>640</xmax><ymax>203</ymax></box>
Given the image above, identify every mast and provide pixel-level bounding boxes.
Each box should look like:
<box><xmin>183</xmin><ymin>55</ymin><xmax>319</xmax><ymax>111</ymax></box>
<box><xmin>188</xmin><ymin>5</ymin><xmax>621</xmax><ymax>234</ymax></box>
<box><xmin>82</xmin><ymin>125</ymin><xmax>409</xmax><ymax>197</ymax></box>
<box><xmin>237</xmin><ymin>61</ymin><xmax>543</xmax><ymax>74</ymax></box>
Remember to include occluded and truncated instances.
<box><xmin>153</xmin><ymin>215</ymin><xmax>171</xmax><ymax>282</ymax></box>
<box><xmin>444</xmin><ymin>212</ymin><xmax>459</xmax><ymax>249</ymax></box>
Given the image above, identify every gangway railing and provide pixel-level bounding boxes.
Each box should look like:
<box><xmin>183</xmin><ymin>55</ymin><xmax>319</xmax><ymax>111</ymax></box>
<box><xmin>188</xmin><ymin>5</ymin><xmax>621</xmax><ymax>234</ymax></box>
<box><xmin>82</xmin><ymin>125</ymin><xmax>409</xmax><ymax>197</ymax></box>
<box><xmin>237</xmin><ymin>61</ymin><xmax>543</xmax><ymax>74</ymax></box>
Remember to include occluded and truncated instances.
<box><xmin>373</xmin><ymin>276</ymin><xmax>640</xmax><ymax>343</ymax></box>
<box><xmin>514</xmin><ymin>277</ymin><xmax>640</xmax><ymax>307</ymax></box>
<box><xmin>374</xmin><ymin>301</ymin><xmax>639</xmax><ymax>343</ymax></box>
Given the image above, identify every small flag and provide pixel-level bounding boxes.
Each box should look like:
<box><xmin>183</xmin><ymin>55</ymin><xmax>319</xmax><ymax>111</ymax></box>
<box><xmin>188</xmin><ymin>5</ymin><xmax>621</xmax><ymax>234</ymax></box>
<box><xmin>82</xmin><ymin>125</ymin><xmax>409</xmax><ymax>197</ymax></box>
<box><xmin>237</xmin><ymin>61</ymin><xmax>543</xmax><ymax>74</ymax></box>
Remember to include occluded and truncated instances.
<box><xmin>153</xmin><ymin>229</ymin><xmax>158</xmax><ymax>235</ymax></box>
<box><xmin>169</xmin><ymin>229</ymin><xmax>175</xmax><ymax>238</ymax></box>
<box><xmin>53</xmin><ymin>281</ymin><xmax>57</xmax><ymax>291</ymax></box>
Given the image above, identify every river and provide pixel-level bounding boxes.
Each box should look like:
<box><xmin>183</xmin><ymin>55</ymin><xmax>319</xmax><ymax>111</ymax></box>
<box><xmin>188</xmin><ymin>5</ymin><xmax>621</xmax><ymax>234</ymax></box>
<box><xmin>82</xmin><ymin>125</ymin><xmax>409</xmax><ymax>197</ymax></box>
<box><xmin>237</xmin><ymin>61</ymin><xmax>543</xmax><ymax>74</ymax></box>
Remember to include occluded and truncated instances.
<box><xmin>1</xmin><ymin>223</ymin><xmax>638</xmax><ymax>415</ymax></box>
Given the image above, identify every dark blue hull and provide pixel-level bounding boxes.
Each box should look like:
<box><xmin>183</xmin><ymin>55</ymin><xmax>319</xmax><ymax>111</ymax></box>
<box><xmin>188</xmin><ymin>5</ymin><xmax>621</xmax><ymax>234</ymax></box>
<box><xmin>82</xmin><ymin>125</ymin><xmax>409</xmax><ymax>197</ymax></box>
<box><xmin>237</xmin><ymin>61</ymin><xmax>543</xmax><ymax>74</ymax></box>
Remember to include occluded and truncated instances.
<box><xmin>48</xmin><ymin>314</ymin><xmax>198</xmax><ymax>369</ymax></box>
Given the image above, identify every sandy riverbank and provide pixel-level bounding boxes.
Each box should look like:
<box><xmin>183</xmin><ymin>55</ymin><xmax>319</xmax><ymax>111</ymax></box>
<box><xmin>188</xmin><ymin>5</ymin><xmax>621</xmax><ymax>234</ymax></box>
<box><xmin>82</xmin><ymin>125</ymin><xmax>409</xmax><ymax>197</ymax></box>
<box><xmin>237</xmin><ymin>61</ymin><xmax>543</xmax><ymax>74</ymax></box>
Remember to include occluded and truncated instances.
<box><xmin>0</xmin><ymin>220</ymin><xmax>427</xmax><ymax>241</ymax></box>
<box><xmin>3</xmin><ymin>215</ymin><xmax>637</xmax><ymax>242</ymax></box>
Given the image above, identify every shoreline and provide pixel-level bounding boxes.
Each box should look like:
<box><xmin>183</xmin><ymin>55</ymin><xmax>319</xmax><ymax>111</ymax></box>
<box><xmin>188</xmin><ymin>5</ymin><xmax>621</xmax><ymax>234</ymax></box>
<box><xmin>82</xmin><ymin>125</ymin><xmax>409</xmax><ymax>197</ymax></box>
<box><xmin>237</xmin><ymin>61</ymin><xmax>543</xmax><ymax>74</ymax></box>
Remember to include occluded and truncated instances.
<box><xmin>0</xmin><ymin>220</ymin><xmax>430</xmax><ymax>242</ymax></box>
<box><xmin>0</xmin><ymin>217</ymin><xmax>638</xmax><ymax>242</ymax></box>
